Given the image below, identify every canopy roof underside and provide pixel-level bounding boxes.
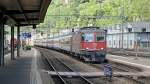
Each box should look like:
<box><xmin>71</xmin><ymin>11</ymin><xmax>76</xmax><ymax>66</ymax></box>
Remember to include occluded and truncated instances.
<box><xmin>0</xmin><ymin>0</ymin><xmax>51</xmax><ymax>26</ymax></box>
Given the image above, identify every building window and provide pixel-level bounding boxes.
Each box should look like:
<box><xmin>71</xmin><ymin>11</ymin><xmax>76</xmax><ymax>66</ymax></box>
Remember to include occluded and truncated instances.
<box><xmin>130</xmin><ymin>40</ymin><xmax>132</xmax><ymax>46</ymax></box>
<box><xmin>124</xmin><ymin>40</ymin><xmax>126</xmax><ymax>46</ymax></box>
<box><xmin>109</xmin><ymin>40</ymin><xmax>111</xmax><ymax>45</ymax></box>
<box><xmin>128</xmin><ymin>28</ymin><xmax>132</xmax><ymax>32</ymax></box>
<box><xmin>142</xmin><ymin>28</ymin><xmax>146</xmax><ymax>32</ymax></box>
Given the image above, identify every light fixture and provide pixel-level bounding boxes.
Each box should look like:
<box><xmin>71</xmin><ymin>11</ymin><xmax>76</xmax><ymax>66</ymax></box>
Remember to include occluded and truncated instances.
<box><xmin>33</xmin><ymin>25</ymin><xmax>36</xmax><ymax>29</ymax></box>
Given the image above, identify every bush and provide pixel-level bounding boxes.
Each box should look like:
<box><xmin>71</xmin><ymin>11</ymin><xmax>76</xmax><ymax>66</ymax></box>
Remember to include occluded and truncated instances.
<box><xmin>26</xmin><ymin>46</ymin><xmax>31</xmax><ymax>50</ymax></box>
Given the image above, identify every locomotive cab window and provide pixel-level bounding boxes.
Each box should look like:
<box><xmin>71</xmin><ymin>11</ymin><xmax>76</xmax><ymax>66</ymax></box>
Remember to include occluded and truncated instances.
<box><xmin>82</xmin><ymin>33</ymin><xmax>85</xmax><ymax>41</ymax></box>
<box><xmin>82</xmin><ymin>33</ymin><xmax>94</xmax><ymax>42</ymax></box>
<box><xmin>96</xmin><ymin>33</ymin><xmax>105</xmax><ymax>41</ymax></box>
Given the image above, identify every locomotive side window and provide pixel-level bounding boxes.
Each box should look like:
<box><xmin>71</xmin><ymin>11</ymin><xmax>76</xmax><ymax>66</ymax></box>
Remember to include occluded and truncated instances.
<box><xmin>96</xmin><ymin>33</ymin><xmax>105</xmax><ymax>41</ymax></box>
<box><xmin>82</xmin><ymin>33</ymin><xmax>94</xmax><ymax>42</ymax></box>
<box><xmin>82</xmin><ymin>33</ymin><xmax>85</xmax><ymax>41</ymax></box>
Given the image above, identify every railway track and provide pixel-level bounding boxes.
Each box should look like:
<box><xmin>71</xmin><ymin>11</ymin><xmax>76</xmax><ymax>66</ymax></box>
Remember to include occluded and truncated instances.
<box><xmin>88</xmin><ymin>64</ymin><xmax>145</xmax><ymax>84</ymax></box>
<box><xmin>90</xmin><ymin>64</ymin><xmax>128</xmax><ymax>72</ymax></box>
<box><xmin>123</xmin><ymin>76</ymin><xmax>145</xmax><ymax>84</ymax></box>
<box><xmin>44</xmin><ymin>55</ymin><xmax>67</xmax><ymax>84</ymax></box>
<box><xmin>38</xmin><ymin>47</ymin><xmax>147</xmax><ymax>84</ymax></box>
<box><xmin>90</xmin><ymin>61</ymin><xmax>142</xmax><ymax>73</ymax></box>
<box><xmin>42</xmin><ymin>51</ymin><xmax>94</xmax><ymax>84</ymax></box>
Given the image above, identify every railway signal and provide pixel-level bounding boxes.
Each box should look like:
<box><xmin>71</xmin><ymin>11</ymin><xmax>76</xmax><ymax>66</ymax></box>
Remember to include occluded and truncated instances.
<box><xmin>103</xmin><ymin>60</ymin><xmax>113</xmax><ymax>82</ymax></box>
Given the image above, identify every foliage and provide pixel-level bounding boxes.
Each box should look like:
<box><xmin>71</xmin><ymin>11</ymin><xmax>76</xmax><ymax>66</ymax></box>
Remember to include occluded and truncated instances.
<box><xmin>37</xmin><ymin>0</ymin><xmax>150</xmax><ymax>32</ymax></box>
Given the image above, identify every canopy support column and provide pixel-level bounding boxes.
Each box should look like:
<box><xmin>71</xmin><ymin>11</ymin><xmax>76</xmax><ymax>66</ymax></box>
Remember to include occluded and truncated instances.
<box><xmin>0</xmin><ymin>17</ymin><xmax>5</xmax><ymax>66</ymax></box>
<box><xmin>11</xmin><ymin>26</ymin><xmax>15</xmax><ymax>60</ymax></box>
<box><xmin>17</xmin><ymin>26</ymin><xmax>20</xmax><ymax>58</ymax></box>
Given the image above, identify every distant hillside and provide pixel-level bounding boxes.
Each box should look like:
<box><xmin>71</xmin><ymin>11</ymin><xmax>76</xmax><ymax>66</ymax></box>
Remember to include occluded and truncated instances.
<box><xmin>37</xmin><ymin>0</ymin><xmax>150</xmax><ymax>32</ymax></box>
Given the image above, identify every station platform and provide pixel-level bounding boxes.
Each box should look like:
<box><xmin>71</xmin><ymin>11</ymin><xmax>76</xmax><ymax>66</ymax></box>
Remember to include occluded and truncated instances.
<box><xmin>0</xmin><ymin>48</ymin><xmax>54</xmax><ymax>84</ymax></box>
<box><xmin>107</xmin><ymin>54</ymin><xmax>150</xmax><ymax>77</ymax></box>
<box><xmin>108</xmin><ymin>48</ymin><xmax>150</xmax><ymax>57</ymax></box>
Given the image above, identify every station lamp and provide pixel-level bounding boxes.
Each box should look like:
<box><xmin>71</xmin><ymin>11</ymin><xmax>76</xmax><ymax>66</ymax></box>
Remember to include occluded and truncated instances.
<box><xmin>33</xmin><ymin>25</ymin><xmax>36</xmax><ymax>29</ymax></box>
<box><xmin>72</xmin><ymin>28</ymin><xmax>74</xmax><ymax>32</ymax></box>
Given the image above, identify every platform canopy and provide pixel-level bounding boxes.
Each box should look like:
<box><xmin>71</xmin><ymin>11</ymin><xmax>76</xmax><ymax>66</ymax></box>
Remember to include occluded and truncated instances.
<box><xmin>0</xmin><ymin>0</ymin><xmax>51</xmax><ymax>26</ymax></box>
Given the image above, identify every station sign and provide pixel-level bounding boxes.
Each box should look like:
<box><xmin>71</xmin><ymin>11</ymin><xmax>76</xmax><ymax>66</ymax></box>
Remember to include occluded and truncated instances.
<box><xmin>21</xmin><ymin>32</ymin><xmax>31</xmax><ymax>39</ymax></box>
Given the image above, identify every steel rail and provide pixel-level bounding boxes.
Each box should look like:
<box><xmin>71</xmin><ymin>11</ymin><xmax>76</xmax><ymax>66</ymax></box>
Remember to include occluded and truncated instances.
<box><xmin>90</xmin><ymin>63</ymin><xmax>145</xmax><ymax>84</ymax></box>
<box><xmin>123</xmin><ymin>76</ymin><xmax>145</xmax><ymax>84</ymax></box>
<box><xmin>44</xmin><ymin>55</ymin><xmax>67</xmax><ymax>84</ymax></box>
<box><xmin>47</xmin><ymin>48</ymin><xmax>144</xmax><ymax>84</ymax></box>
<box><xmin>40</xmin><ymin>47</ymin><xmax>146</xmax><ymax>84</ymax></box>
<box><xmin>55</xmin><ymin>57</ymin><xmax>94</xmax><ymax>84</ymax></box>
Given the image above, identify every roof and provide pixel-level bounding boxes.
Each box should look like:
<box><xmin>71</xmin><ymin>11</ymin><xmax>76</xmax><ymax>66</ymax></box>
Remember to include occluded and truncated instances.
<box><xmin>0</xmin><ymin>0</ymin><xmax>51</xmax><ymax>26</ymax></box>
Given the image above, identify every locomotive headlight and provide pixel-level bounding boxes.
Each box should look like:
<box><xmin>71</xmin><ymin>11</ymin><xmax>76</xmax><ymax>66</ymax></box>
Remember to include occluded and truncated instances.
<box><xmin>101</xmin><ymin>48</ymin><xmax>104</xmax><ymax>50</ymax></box>
<box><xmin>86</xmin><ymin>47</ymin><xmax>89</xmax><ymax>49</ymax></box>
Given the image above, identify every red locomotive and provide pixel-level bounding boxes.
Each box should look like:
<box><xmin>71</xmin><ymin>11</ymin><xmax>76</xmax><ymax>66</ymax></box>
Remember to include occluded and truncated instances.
<box><xmin>35</xmin><ymin>27</ymin><xmax>107</xmax><ymax>62</ymax></box>
<box><xmin>71</xmin><ymin>27</ymin><xmax>107</xmax><ymax>62</ymax></box>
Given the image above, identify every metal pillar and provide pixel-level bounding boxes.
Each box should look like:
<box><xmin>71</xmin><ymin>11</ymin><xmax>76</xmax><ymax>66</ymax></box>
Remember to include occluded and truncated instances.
<box><xmin>0</xmin><ymin>20</ymin><xmax>5</xmax><ymax>66</ymax></box>
<box><xmin>17</xmin><ymin>26</ymin><xmax>20</xmax><ymax>58</ymax></box>
<box><xmin>135</xmin><ymin>33</ymin><xmax>138</xmax><ymax>59</ymax></box>
<box><xmin>11</xmin><ymin>26</ymin><xmax>15</xmax><ymax>60</ymax></box>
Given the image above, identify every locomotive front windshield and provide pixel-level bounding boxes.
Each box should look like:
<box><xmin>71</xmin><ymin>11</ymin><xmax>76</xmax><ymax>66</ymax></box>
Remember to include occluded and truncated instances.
<box><xmin>96</xmin><ymin>35</ymin><xmax>105</xmax><ymax>41</ymax></box>
<box><xmin>82</xmin><ymin>33</ymin><xmax>94</xmax><ymax>42</ymax></box>
<box><xmin>96</xmin><ymin>32</ymin><xmax>105</xmax><ymax>41</ymax></box>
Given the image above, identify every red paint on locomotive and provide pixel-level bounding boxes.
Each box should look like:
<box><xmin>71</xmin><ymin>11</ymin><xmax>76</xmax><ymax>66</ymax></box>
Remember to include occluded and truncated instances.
<box><xmin>96</xmin><ymin>42</ymin><xmax>106</xmax><ymax>50</ymax></box>
<box><xmin>81</xmin><ymin>31</ymin><xmax>106</xmax><ymax>51</ymax></box>
<box><xmin>81</xmin><ymin>42</ymin><xmax>95</xmax><ymax>50</ymax></box>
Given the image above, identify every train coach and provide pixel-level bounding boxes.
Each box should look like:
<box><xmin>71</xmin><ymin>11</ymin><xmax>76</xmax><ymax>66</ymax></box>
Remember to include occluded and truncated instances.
<box><xmin>35</xmin><ymin>27</ymin><xmax>107</xmax><ymax>63</ymax></box>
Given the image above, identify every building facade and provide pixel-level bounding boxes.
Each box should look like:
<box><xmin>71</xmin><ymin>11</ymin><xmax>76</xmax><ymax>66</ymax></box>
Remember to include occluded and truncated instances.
<box><xmin>106</xmin><ymin>22</ymin><xmax>150</xmax><ymax>50</ymax></box>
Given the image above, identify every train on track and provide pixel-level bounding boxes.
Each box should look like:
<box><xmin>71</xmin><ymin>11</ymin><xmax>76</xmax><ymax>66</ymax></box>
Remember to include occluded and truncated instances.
<box><xmin>35</xmin><ymin>27</ymin><xmax>107</xmax><ymax>62</ymax></box>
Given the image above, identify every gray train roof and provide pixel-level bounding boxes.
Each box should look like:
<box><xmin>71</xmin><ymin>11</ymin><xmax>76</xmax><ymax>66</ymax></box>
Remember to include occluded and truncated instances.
<box><xmin>78</xmin><ymin>27</ymin><xmax>106</xmax><ymax>32</ymax></box>
<box><xmin>0</xmin><ymin>0</ymin><xmax>51</xmax><ymax>26</ymax></box>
